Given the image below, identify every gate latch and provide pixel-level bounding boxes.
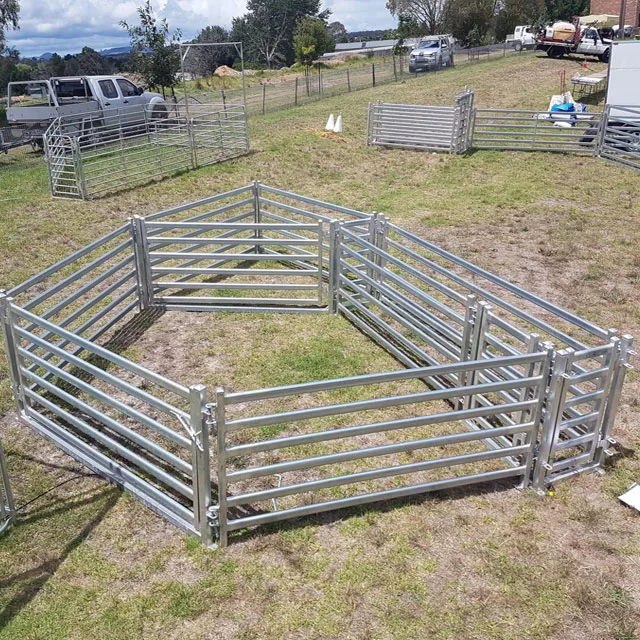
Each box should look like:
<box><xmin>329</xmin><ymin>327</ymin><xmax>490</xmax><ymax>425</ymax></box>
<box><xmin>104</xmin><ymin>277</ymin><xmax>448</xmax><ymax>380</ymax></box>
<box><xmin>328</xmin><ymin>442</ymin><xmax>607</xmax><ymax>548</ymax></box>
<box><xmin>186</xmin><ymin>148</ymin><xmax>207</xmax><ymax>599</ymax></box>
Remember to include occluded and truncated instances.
<box><xmin>170</xmin><ymin>410</ymin><xmax>204</xmax><ymax>451</ymax></box>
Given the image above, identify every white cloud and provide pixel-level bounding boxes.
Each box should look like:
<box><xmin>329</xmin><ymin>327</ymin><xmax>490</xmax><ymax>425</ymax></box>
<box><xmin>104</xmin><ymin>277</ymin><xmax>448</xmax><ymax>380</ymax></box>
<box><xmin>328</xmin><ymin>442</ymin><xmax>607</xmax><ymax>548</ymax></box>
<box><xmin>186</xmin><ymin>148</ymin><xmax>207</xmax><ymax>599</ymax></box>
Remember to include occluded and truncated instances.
<box><xmin>7</xmin><ymin>0</ymin><xmax>395</xmax><ymax>57</ymax></box>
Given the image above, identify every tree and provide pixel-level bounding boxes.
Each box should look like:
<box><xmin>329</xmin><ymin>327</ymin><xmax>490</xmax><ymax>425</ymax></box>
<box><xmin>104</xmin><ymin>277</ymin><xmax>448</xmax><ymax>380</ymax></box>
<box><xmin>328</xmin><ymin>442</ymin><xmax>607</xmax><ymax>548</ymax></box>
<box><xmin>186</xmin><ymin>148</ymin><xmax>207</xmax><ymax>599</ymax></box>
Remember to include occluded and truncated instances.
<box><xmin>446</xmin><ymin>0</ymin><xmax>498</xmax><ymax>46</ymax></box>
<box><xmin>328</xmin><ymin>21</ymin><xmax>348</xmax><ymax>43</ymax></box>
<box><xmin>386</xmin><ymin>0</ymin><xmax>448</xmax><ymax>35</ymax></box>
<box><xmin>187</xmin><ymin>26</ymin><xmax>235</xmax><ymax>77</ymax></box>
<box><xmin>120</xmin><ymin>1</ymin><xmax>181</xmax><ymax>97</ymax></box>
<box><xmin>494</xmin><ymin>0</ymin><xmax>545</xmax><ymax>41</ymax></box>
<box><xmin>47</xmin><ymin>53</ymin><xmax>66</xmax><ymax>77</ymax></box>
<box><xmin>293</xmin><ymin>17</ymin><xmax>335</xmax><ymax>70</ymax></box>
<box><xmin>233</xmin><ymin>0</ymin><xmax>329</xmax><ymax>68</ymax></box>
<box><xmin>0</xmin><ymin>0</ymin><xmax>19</xmax><ymax>52</ymax></box>
<box><xmin>77</xmin><ymin>47</ymin><xmax>106</xmax><ymax>75</ymax></box>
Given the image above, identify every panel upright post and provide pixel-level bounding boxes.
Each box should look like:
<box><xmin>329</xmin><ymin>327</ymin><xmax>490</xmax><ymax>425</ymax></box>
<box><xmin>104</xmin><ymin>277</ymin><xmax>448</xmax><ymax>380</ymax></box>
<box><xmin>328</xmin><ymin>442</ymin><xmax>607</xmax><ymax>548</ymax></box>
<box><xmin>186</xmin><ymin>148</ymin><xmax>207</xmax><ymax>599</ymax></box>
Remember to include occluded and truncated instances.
<box><xmin>532</xmin><ymin>349</ymin><xmax>572</xmax><ymax>491</ymax></box>
<box><xmin>130</xmin><ymin>217</ymin><xmax>154</xmax><ymax>310</ymax></box>
<box><xmin>0</xmin><ymin>293</ymin><xmax>25</xmax><ymax>413</ymax></box>
<box><xmin>328</xmin><ymin>220</ymin><xmax>340</xmax><ymax>314</ymax></box>
<box><xmin>457</xmin><ymin>295</ymin><xmax>477</xmax><ymax>408</ymax></box>
<box><xmin>189</xmin><ymin>384</ymin><xmax>212</xmax><ymax>545</ymax></box>
<box><xmin>596</xmin><ymin>334</ymin><xmax>634</xmax><ymax>466</ymax></box>
<box><xmin>0</xmin><ymin>439</ymin><xmax>15</xmax><ymax>533</ymax></box>
<box><xmin>463</xmin><ymin>301</ymin><xmax>490</xmax><ymax>411</ymax></box>
<box><xmin>253</xmin><ymin>180</ymin><xmax>262</xmax><ymax>254</ymax></box>
<box><xmin>514</xmin><ymin>333</ymin><xmax>541</xmax><ymax>446</ymax></box>
<box><xmin>214</xmin><ymin>388</ymin><xmax>228</xmax><ymax>548</ymax></box>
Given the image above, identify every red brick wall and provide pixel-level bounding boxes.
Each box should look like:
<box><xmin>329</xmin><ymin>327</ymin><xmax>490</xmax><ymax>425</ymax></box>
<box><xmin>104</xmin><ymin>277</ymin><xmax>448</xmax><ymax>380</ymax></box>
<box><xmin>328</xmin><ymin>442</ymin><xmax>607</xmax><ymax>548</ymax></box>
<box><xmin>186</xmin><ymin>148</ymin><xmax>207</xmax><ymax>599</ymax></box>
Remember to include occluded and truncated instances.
<box><xmin>590</xmin><ymin>0</ymin><xmax>640</xmax><ymax>26</ymax></box>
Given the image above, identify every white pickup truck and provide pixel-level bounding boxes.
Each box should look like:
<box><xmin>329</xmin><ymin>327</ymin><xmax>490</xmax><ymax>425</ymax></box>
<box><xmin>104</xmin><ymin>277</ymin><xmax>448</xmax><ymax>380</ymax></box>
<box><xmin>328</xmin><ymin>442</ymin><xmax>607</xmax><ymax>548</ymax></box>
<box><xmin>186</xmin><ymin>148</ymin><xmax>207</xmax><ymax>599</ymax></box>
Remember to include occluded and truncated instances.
<box><xmin>6</xmin><ymin>75</ymin><xmax>166</xmax><ymax>145</ymax></box>
<box><xmin>506</xmin><ymin>25</ymin><xmax>537</xmax><ymax>51</ymax></box>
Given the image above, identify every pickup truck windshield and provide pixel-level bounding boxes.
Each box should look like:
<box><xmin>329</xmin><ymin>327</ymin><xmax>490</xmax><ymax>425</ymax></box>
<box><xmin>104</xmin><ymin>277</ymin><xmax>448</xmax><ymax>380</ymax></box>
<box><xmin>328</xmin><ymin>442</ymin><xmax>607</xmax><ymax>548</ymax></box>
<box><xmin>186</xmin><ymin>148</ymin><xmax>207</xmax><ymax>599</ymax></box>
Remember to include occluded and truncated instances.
<box><xmin>418</xmin><ymin>40</ymin><xmax>439</xmax><ymax>48</ymax></box>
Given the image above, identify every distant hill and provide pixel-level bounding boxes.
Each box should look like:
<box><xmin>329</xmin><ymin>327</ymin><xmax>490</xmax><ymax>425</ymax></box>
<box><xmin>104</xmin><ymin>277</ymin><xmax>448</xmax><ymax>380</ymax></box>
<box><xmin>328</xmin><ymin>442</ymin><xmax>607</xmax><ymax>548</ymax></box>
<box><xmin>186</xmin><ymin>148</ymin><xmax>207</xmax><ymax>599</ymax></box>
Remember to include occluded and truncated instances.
<box><xmin>39</xmin><ymin>52</ymin><xmax>54</xmax><ymax>60</ymax></box>
<box><xmin>35</xmin><ymin>46</ymin><xmax>134</xmax><ymax>60</ymax></box>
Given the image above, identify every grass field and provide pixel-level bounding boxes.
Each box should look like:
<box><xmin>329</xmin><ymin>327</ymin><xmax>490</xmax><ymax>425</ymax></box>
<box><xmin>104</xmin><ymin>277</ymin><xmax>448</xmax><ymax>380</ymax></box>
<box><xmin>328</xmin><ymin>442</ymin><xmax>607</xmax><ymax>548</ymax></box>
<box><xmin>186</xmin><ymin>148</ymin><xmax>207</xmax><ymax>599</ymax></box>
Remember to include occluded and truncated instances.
<box><xmin>1</xmin><ymin>52</ymin><xmax>640</xmax><ymax>640</ymax></box>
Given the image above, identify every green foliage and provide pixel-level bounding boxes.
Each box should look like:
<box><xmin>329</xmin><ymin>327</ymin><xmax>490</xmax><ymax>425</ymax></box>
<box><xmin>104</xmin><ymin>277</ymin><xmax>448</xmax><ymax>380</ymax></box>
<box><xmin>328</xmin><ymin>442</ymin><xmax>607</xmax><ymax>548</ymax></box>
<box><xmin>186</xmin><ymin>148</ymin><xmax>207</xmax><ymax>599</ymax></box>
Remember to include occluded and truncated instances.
<box><xmin>120</xmin><ymin>0</ymin><xmax>181</xmax><ymax>96</ymax></box>
<box><xmin>186</xmin><ymin>25</ymin><xmax>236</xmax><ymax>77</ymax></box>
<box><xmin>328</xmin><ymin>20</ymin><xmax>348</xmax><ymax>43</ymax></box>
<box><xmin>231</xmin><ymin>0</ymin><xmax>329</xmax><ymax>68</ymax></box>
<box><xmin>0</xmin><ymin>0</ymin><xmax>19</xmax><ymax>52</ymax></box>
<box><xmin>293</xmin><ymin>16</ymin><xmax>335</xmax><ymax>68</ymax></box>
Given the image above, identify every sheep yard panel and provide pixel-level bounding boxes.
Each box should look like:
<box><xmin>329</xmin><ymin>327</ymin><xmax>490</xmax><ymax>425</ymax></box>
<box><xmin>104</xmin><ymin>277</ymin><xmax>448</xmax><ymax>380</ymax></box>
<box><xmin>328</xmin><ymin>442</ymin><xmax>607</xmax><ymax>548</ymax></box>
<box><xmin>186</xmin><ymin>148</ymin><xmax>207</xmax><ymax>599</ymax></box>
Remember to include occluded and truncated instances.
<box><xmin>44</xmin><ymin>103</ymin><xmax>249</xmax><ymax>200</ymax></box>
<box><xmin>1</xmin><ymin>183</ymin><xmax>633</xmax><ymax>547</ymax></box>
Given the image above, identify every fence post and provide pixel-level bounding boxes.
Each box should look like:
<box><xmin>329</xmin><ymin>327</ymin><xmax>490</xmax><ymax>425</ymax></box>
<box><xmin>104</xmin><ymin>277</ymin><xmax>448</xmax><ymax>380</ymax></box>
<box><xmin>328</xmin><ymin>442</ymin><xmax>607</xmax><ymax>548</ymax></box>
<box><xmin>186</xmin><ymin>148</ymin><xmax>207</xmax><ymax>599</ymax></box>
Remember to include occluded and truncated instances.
<box><xmin>262</xmin><ymin>84</ymin><xmax>266</xmax><ymax>115</ymax></box>
<box><xmin>0</xmin><ymin>439</ymin><xmax>15</xmax><ymax>534</ymax></box>
<box><xmin>595</xmin><ymin>334</ymin><xmax>633</xmax><ymax>466</ymax></box>
<box><xmin>532</xmin><ymin>349</ymin><xmax>572</xmax><ymax>491</ymax></box>
<box><xmin>73</xmin><ymin>139</ymin><xmax>87</xmax><ymax>200</ymax></box>
<box><xmin>253</xmin><ymin>180</ymin><xmax>262</xmax><ymax>253</ymax></box>
<box><xmin>347</xmin><ymin>67</ymin><xmax>351</xmax><ymax>92</ymax></box>
<box><xmin>189</xmin><ymin>384</ymin><xmax>213</xmax><ymax>545</ymax></box>
<box><xmin>129</xmin><ymin>217</ymin><xmax>154</xmax><ymax>310</ymax></box>
<box><xmin>393</xmin><ymin>56</ymin><xmax>398</xmax><ymax>82</ymax></box>
<box><xmin>463</xmin><ymin>301</ymin><xmax>491</xmax><ymax>412</ymax></box>
<box><xmin>214</xmin><ymin>388</ymin><xmax>228</xmax><ymax>548</ymax></box>
<box><xmin>595</xmin><ymin>104</ymin><xmax>610</xmax><ymax>158</ymax></box>
<box><xmin>0</xmin><ymin>293</ymin><xmax>25</xmax><ymax>414</ymax></box>
<box><xmin>372</xmin><ymin>63</ymin><xmax>376</xmax><ymax>87</ymax></box>
<box><xmin>294</xmin><ymin>77</ymin><xmax>299</xmax><ymax>106</ymax></box>
<box><xmin>329</xmin><ymin>221</ymin><xmax>343</xmax><ymax>314</ymax></box>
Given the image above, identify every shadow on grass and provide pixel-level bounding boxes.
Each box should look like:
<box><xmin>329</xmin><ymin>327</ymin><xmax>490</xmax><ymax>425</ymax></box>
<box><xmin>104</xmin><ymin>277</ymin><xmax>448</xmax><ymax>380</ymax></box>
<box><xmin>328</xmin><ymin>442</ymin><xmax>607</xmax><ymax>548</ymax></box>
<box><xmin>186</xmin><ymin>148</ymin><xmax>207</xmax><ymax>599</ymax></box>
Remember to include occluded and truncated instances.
<box><xmin>228</xmin><ymin>476</ymin><xmax>520</xmax><ymax>546</ymax></box>
<box><xmin>0</xmin><ymin>484</ymin><xmax>120</xmax><ymax>631</ymax></box>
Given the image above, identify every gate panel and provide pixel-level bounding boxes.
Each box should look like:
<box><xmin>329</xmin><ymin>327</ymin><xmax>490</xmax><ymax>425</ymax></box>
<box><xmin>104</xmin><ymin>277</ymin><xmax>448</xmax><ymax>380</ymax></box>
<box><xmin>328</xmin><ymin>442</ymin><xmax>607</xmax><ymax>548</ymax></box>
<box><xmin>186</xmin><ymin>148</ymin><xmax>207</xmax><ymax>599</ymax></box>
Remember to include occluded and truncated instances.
<box><xmin>2</xmin><ymin>299</ymin><xmax>210</xmax><ymax>539</ymax></box>
<box><xmin>472</xmin><ymin>108</ymin><xmax>603</xmax><ymax>153</ymax></box>
<box><xmin>214</xmin><ymin>354</ymin><xmax>549</xmax><ymax>545</ymax></box>
<box><xmin>141</xmin><ymin>219</ymin><xmax>327</xmax><ymax>312</ymax></box>
<box><xmin>367</xmin><ymin>102</ymin><xmax>457</xmax><ymax>152</ymax></box>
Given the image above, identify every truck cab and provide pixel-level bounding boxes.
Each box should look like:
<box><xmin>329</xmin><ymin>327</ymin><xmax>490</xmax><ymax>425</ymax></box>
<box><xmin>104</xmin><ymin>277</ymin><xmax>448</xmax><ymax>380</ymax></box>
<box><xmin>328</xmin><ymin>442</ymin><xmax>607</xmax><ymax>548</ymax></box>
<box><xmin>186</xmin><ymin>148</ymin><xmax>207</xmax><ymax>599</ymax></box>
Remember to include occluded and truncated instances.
<box><xmin>409</xmin><ymin>36</ymin><xmax>454</xmax><ymax>72</ymax></box>
<box><xmin>507</xmin><ymin>25</ymin><xmax>536</xmax><ymax>51</ymax></box>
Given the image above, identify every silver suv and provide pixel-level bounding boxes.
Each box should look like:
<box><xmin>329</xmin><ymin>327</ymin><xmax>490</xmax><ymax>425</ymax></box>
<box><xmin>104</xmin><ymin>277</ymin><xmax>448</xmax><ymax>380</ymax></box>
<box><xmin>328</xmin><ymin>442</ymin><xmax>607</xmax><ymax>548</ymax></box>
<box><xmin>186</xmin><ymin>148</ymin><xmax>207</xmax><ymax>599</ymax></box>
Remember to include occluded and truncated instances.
<box><xmin>409</xmin><ymin>37</ymin><xmax>454</xmax><ymax>72</ymax></box>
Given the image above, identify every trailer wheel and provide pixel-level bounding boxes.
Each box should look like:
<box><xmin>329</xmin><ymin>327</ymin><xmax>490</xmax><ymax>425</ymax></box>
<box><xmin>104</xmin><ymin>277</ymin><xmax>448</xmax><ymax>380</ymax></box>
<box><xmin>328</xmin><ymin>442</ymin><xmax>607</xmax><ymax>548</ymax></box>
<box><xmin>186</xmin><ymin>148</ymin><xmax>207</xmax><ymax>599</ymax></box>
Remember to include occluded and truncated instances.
<box><xmin>547</xmin><ymin>46</ymin><xmax>564</xmax><ymax>59</ymax></box>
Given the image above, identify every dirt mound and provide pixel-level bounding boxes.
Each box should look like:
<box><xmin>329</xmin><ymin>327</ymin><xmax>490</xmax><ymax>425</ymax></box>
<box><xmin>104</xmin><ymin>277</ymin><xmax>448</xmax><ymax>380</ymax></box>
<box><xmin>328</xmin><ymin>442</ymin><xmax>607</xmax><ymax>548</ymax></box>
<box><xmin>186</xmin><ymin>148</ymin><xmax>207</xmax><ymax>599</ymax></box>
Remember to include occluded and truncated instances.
<box><xmin>214</xmin><ymin>65</ymin><xmax>241</xmax><ymax>78</ymax></box>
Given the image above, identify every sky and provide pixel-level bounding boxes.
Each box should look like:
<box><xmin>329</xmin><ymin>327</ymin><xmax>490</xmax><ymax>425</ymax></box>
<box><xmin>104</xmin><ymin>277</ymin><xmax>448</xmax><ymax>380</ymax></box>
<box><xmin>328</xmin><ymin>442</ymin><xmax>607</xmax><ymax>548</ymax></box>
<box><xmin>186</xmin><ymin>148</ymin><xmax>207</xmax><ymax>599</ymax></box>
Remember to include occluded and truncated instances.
<box><xmin>5</xmin><ymin>0</ymin><xmax>396</xmax><ymax>58</ymax></box>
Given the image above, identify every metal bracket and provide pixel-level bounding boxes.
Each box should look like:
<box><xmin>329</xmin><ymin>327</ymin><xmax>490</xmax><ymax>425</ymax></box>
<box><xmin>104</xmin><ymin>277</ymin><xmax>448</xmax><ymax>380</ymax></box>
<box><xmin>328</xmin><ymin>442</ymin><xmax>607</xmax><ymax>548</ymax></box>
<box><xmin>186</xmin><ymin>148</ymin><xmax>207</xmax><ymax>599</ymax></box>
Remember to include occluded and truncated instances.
<box><xmin>204</xmin><ymin>403</ymin><xmax>217</xmax><ymax>435</ymax></box>
<box><xmin>170</xmin><ymin>410</ymin><xmax>204</xmax><ymax>451</ymax></box>
<box><xmin>207</xmin><ymin>505</ymin><xmax>220</xmax><ymax>540</ymax></box>
<box><xmin>271</xmin><ymin>474</ymin><xmax>283</xmax><ymax>512</ymax></box>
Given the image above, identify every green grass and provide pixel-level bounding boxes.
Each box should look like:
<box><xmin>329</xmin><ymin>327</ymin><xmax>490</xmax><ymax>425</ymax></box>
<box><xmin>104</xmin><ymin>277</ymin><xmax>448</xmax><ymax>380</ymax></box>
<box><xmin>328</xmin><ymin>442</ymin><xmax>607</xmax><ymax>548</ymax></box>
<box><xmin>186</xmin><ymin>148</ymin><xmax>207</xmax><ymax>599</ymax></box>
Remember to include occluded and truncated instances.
<box><xmin>1</xmin><ymin>53</ymin><xmax>640</xmax><ymax>639</ymax></box>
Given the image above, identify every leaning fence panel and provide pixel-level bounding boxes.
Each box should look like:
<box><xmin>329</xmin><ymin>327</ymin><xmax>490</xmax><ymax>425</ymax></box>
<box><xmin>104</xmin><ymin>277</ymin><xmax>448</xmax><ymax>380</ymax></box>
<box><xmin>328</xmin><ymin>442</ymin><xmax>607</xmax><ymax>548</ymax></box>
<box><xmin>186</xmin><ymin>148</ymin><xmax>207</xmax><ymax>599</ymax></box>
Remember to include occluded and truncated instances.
<box><xmin>599</xmin><ymin>105</ymin><xmax>640</xmax><ymax>172</ymax></box>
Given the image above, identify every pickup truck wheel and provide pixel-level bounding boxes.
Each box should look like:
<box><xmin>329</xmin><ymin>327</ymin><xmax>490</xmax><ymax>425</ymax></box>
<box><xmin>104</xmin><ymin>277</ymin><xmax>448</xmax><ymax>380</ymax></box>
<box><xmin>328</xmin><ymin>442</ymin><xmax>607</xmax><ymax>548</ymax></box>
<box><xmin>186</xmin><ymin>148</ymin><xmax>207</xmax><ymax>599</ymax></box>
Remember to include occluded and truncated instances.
<box><xmin>150</xmin><ymin>104</ymin><xmax>168</xmax><ymax>119</ymax></box>
<box><xmin>515</xmin><ymin>41</ymin><xmax>523</xmax><ymax>52</ymax></box>
<box><xmin>547</xmin><ymin>46</ymin><xmax>564</xmax><ymax>59</ymax></box>
<box><xmin>599</xmin><ymin>48</ymin><xmax>610</xmax><ymax>63</ymax></box>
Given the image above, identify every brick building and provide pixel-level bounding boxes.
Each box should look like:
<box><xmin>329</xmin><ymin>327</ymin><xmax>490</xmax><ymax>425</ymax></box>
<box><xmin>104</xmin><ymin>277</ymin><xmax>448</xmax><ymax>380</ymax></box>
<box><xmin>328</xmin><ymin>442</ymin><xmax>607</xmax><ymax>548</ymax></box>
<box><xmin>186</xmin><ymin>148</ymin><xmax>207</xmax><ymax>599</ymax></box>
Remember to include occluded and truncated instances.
<box><xmin>590</xmin><ymin>0</ymin><xmax>640</xmax><ymax>26</ymax></box>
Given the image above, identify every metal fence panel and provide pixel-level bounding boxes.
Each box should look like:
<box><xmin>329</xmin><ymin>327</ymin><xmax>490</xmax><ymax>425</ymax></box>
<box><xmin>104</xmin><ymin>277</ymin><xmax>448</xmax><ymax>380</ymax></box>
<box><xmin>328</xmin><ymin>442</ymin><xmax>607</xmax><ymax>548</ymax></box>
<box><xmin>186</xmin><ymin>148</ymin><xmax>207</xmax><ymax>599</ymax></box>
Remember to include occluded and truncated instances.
<box><xmin>43</xmin><ymin>103</ymin><xmax>249</xmax><ymax>200</ymax></box>
<box><xmin>599</xmin><ymin>105</ymin><xmax>640</xmax><ymax>172</ymax></box>
<box><xmin>471</xmin><ymin>108</ymin><xmax>603</xmax><ymax>153</ymax></box>
<box><xmin>1</xmin><ymin>183</ymin><xmax>632</xmax><ymax>547</ymax></box>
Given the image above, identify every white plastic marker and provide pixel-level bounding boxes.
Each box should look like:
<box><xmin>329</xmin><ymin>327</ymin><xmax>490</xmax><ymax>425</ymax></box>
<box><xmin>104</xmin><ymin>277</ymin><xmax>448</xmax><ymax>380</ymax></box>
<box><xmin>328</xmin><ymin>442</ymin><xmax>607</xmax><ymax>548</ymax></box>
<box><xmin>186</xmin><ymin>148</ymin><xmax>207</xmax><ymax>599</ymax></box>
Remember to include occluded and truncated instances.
<box><xmin>325</xmin><ymin>114</ymin><xmax>335</xmax><ymax>131</ymax></box>
<box><xmin>333</xmin><ymin>113</ymin><xmax>343</xmax><ymax>133</ymax></box>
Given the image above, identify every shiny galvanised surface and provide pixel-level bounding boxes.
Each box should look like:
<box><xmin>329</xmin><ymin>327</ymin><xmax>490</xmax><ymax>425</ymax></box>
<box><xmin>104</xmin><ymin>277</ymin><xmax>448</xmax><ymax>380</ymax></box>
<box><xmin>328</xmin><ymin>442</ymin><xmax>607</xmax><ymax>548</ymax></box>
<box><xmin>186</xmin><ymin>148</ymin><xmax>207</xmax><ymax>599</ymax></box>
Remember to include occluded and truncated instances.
<box><xmin>0</xmin><ymin>183</ymin><xmax>632</xmax><ymax>547</ymax></box>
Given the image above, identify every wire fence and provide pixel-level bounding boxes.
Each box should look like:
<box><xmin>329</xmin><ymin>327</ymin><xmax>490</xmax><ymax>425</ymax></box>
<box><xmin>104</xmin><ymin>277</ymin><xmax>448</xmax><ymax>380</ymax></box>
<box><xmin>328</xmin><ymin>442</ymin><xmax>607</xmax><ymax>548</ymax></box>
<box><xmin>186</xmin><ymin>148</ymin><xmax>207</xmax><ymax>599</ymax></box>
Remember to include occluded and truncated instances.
<box><xmin>179</xmin><ymin>47</ymin><xmax>535</xmax><ymax>118</ymax></box>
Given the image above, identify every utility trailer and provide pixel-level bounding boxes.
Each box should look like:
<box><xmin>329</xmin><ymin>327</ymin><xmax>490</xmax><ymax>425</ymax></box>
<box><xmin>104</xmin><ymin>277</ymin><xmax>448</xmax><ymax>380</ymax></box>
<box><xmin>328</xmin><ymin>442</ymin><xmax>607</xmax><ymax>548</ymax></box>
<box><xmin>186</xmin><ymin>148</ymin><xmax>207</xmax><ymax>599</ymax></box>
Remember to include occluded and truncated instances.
<box><xmin>536</xmin><ymin>16</ymin><xmax>612</xmax><ymax>62</ymax></box>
